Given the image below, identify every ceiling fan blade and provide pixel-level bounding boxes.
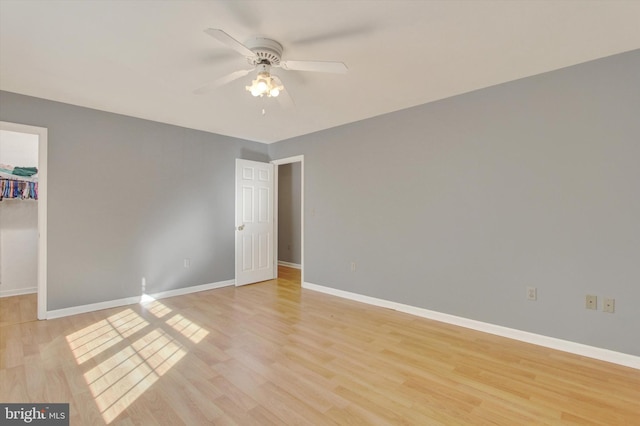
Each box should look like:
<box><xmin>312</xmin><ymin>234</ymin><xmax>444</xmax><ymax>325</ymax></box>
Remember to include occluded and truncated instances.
<box><xmin>272</xmin><ymin>75</ymin><xmax>294</xmax><ymax>109</ymax></box>
<box><xmin>204</xmin><ymin>28</ymin><xmax>256</xmax><ymax>59</ymax></box>
<box><xmin>193</xmin><ymin>68</ymin><xmax>253</xmax><ymax>95</ymax></box>
<box><xmin>279</xmin><ymin>60</ymin><xmax>348</xmax><ymax>74</ymax></box>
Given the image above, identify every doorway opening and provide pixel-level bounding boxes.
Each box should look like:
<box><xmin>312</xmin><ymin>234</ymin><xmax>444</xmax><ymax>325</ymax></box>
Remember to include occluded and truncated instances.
<box><xmin>272</xmin><ymin>155</ymin><xmax>304</xmax><ymax>284</ymax></box>
<box><xmin>0</xmin><ymin>121</ymin><xmax>48</xmax><ymax>320</ymax></box>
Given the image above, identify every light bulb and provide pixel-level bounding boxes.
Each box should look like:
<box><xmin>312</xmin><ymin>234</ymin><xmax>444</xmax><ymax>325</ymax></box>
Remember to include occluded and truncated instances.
<box><xmin>250</xmin><ymin>86</ymin><xmax>261</xmax><ymax>97</ymax></box>
<box><xmin>257</xmin><ymin>81</ymin><xmax>268</xmax><ymax>93</ymax></box>
<box><xmin>270</xmin><ymin>87</ymin><xmax>280</xmax><ymax>97</ymax></box>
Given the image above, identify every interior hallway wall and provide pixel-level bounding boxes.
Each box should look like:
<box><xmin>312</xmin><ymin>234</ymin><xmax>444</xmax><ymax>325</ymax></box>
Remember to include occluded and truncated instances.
<box><xmin>278</xmin><ymin>162</ymin><xmax>302</xmax><ymax>265</ymax></box>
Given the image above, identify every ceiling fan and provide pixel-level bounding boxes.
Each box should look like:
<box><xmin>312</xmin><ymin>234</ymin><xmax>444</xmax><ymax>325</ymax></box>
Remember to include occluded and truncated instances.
<box><xmin>194</xmin><ymin>29</ymin><xmax>348</xmax><ymax>102</ymax></box>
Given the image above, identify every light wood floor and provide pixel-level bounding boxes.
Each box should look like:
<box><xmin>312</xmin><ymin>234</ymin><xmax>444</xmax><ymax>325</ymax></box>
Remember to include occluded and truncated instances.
<box><xmin>0</xmin><ymin>291</ymin><xmax>37</xmax><ymax>327</ymax></box>
<box><xmin>1</xmin><ymin>266</ymin><xmax>639</xmax><ymax>425</ymax></box>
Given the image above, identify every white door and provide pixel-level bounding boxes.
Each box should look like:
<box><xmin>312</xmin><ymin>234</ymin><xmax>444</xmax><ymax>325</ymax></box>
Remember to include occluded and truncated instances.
<box><xmin>235</xmin><ymin>159</ymin><xmax>275</xmax><ymax>286</ymax></box>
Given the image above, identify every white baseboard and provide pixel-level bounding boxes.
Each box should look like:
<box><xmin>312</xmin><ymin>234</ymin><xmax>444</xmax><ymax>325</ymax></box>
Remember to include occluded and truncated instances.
<box><xmin>142</xmin><ymin>279</ymin><xmax>235</xmax><ymax>302</ymax></box>
<box><xmin>0</xmin><ymin>287</ymin><xmax>37</xmax><ymax>298</ymax></box>
<box><xmin>46</xmin><ymin>295</ymin><xmax>141</xmax><ymax>319</ymax></box>
<box><xmin>278</xmin><ymin>261</ymin><xmax>301</xmax><ymax>269</ymax></box>
<box><xmin>46</xmin><ymin>279</ymin><xmax>235</xmax><ymax>320</ymax></box>
<box><xmin>302</xmin><ymin>281</ymin><xmax>640</xmax><ymax>370</ymax></box>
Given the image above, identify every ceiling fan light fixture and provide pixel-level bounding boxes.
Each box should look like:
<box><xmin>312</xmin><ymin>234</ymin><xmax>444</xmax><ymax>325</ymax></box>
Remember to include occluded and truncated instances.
<box><xmin>257</xmin><ymin>80</ymin><xmax>268</xmax><ymax>93</ymax></box>
<box><xmin>245</xmin><ymin>71</ymin><xmax>283</xmax><ymax>98</ymax></box>
<box><xmin>249</xmin><ymin>86</ymin><xmax>262</xmax><ymax>97</ymax></box>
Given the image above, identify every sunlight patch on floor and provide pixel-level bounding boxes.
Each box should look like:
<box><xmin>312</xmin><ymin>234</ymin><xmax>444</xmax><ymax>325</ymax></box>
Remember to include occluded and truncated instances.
<box><xmin>166</xmin><ymin>313</ymin><xmax>209</xmax><ymax>343</ymax></box>
<box><xmin>85</xmin><ymin>327</ymin><xmax>186</xmax><ymax>423</ymax></box>
<box><xmin>143</xmin><ymin>299</ymin><xmax>173</xmax><ymax>318</ymax></box>
<box><xmin>66</xmin><ymin>309</ymin><xmax>149</xmax><ymax>364</ymax></box>
<box><xmin>66</xmin><ymin>300</ymin><xmax>212</xmax><ymax>424</ymax></box>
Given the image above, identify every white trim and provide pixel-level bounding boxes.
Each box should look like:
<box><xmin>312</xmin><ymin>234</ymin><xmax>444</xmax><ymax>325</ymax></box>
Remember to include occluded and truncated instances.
<box><xmin>271</xmin><ymin>155</ymin><xmax>304</xmax><ymax>284</ymax></box>
<box><xmin>47</xmin><ymin>295</ymin><xmax>142</xmax><ymax>319</ymax></box>
<box><xmin>143</xmin><ymin>279</ymin><xmax>234</xmax><ymax>301</ymax></box>
<box><xmin>278</xmin><ymin>261</ymin><xmax>301</xmax><ymax>269</ymax></box>
<box><xmin>46</xmin><ymin>279</ymin><xmax>235</xmax><ymax>319</ymax></box>
<box><xmin>273</xmin><ymin>164</ymin><xmax>279</xmax><ymax>279</ymax></box>
<box><xmin>0</xmin><ymin>287</ymin><xmax>37</xmax><ymax>298</ymax></box>
<box><xmin>302</xmin><ymin>281</ymin><xmax>640</xmax><ymax>370</ymax></box>
<box><xmin>271</xmin><ymin>155</ymin><xmax>304</xmax><ymax>165</ymax></box>
<box><xmin>0</xmin><ymin>121</ymin><xmax>48</xmax><ymax>320</ymax></box>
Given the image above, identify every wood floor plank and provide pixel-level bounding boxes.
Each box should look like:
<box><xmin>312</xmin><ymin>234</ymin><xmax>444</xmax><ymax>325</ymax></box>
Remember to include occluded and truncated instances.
<box><xmin>72</xmin><ymin>390</ymin><xmax>106</xmax><ymax>426</ymax></box>
<box><xmin>0</xmin><ymin>292</ymin><xmax>36</xmax><ymax>327</ymax></box>
<box><xmin>211</xmin><ymin>395</ymin><xmax>252</xmax><ymax>425</ymax></box>
<box><xmin>207</xmin><ymin>375</ymin><xmax>258</xmax><ymax>413</ymax></box>
<box><xmin>1</xmin><ymin>267</ymin><xmax>639</xmax><ymax>425</ymax></box>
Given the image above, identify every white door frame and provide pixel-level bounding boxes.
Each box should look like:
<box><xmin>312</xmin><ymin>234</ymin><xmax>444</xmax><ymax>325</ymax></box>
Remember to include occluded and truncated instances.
<box><xmin>271</xmin><ymin>155</ymin><xmax>304</xmax><ymax>283</ymax></box>
<box><xmin>0</xmin><ymin>121</ymin><xmax>48</xmax><ymax>320</ymax></box>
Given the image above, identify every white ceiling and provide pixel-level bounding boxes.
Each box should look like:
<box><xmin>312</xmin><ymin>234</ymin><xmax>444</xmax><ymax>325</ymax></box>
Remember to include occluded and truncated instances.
<box><xmin>1</xmin><ymin>1</ymin><xmax>639</xmax><ymax>144</ymax></box>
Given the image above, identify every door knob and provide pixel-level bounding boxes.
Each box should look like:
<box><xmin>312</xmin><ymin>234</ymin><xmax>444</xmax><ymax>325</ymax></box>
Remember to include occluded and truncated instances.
<box><xmin>237</xmin><ymin>224</ymin><xmax>245</xmax><ymax>231</ymax></box>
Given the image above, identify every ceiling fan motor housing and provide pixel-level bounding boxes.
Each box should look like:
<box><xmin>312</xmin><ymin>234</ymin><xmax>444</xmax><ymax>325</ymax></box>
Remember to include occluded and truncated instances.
<box><xmin>245</xmin><ymin>37</ymin><xmax>283</xmax><ymax>66</ymax></box>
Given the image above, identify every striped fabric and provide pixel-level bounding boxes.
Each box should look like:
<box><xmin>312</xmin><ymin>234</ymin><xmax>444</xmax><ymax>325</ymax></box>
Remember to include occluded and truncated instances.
<box><xmin>0</xmin><ymin>178</ymin><xmax>38</xmax><ymax>200</ymax></box>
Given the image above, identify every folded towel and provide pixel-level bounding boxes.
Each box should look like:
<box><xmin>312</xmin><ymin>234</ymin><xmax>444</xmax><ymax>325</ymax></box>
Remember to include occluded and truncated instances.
<box><xmin>12</xmin><ymin>167</ymin><xmax>38</xmax><ymax>177</ymax></box>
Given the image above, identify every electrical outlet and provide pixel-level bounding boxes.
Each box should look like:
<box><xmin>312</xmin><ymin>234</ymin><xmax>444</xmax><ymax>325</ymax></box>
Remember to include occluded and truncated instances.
<box><xmin>526</xmin><ymin>287</ymin><xmax>537</xmax><ymax>301</ymax></box>
<box><xmin>603</xmin><ymin>298</ymin><xmax>615</xmax><ymax>313</ymax></box>
<box><xmin>350</xmin><ymin>261</ymin><xmax>356</xmax><ymax>272</ymax></box>
<box><xmin>585</xmin><ymin>294</ymin><xmax>597</xmax><ymax>310</ymax></box>
<box><xmin>183</xmin><ymin>258</ymin><xmax>191</xmax><ymax>268</ymax></box>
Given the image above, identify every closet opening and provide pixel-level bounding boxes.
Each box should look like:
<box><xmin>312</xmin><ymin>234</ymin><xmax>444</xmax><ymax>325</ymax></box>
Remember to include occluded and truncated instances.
<box><xmin>0</xmin><ymin>121</ymin><xmax>48</xmax><ymax>320</ymax></box>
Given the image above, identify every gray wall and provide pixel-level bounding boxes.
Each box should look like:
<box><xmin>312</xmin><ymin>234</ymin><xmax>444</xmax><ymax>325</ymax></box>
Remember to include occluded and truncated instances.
<box><xmin>0</xmin><ymin>91</ymin><xmax>268</xmax><ymax>311</ymax></box>
<box><xmin>277</xmin><ymin>162</ymin><xmax>301</xmax><ymax>265</ymax></box>
<box><xmin>269</xmin><ymin>49</ymin><xmax>640</xmax><ymax>356</ymax></box>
